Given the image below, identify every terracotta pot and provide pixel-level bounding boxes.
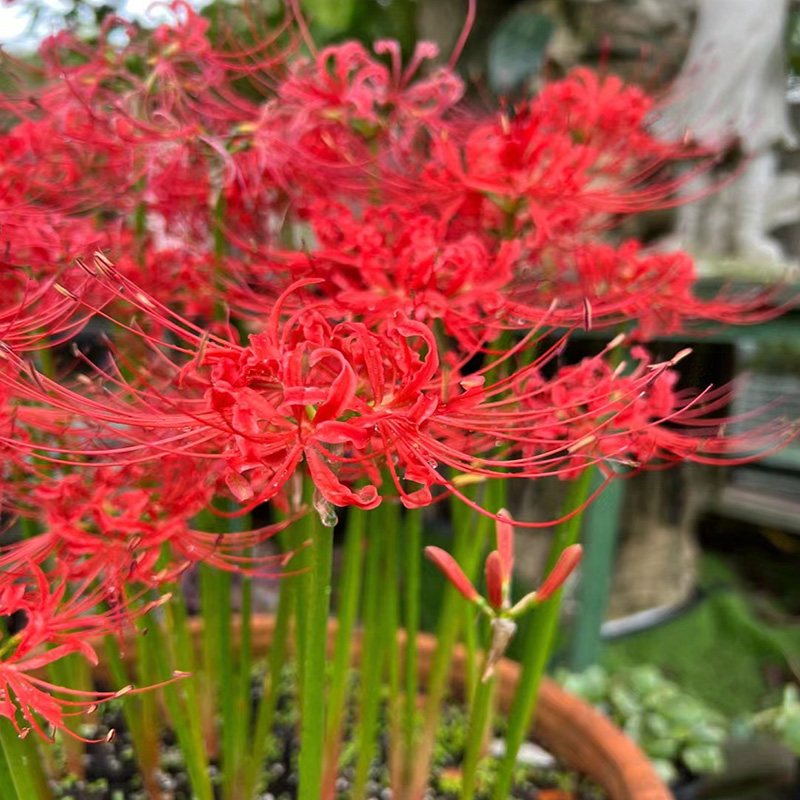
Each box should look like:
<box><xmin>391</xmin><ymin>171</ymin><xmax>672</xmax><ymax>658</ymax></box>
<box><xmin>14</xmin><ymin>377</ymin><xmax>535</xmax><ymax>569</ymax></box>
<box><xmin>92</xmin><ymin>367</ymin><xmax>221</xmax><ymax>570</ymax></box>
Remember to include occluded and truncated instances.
<box><xmin>100</xmin><ymin>614</ymin><xmax>672</xmax><ymax>800</ymax></box>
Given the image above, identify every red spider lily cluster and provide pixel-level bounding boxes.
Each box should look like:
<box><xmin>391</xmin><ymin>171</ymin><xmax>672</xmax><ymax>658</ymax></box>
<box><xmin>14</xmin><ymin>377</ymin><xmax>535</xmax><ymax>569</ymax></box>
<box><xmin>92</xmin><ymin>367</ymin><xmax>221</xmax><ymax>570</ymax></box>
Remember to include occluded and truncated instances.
<box><xmin>0</xmin><ymin>1</ymin><xmax>794</xmax><ymax>743</ymax></box>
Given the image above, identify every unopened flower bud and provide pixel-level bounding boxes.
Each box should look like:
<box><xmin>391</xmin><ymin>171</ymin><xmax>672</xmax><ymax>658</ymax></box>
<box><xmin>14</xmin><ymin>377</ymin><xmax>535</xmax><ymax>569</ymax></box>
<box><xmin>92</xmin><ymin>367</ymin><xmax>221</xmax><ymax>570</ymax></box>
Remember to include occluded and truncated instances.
<box><xmin>425</xmin><ymin>546</ymin><xmax>480</xmax><ymax>604</ymax></box>
<box><xmin>536</xmin><ymin>544</ymin><xmax>583</xmax><ymax>604</ymax></box>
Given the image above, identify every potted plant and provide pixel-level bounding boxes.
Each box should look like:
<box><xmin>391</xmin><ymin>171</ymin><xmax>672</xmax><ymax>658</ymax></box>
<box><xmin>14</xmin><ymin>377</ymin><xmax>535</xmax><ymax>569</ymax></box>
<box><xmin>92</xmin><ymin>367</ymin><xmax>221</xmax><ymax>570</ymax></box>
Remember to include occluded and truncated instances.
<box><xmin>558</xmin><ymin>664</ymin><xmax>729</xmax><ymax>790</ymax></box>
<box><xmin>0</xmin><ymin>2</ymin><xmax>792</xmax><ymax>798</ymax></box>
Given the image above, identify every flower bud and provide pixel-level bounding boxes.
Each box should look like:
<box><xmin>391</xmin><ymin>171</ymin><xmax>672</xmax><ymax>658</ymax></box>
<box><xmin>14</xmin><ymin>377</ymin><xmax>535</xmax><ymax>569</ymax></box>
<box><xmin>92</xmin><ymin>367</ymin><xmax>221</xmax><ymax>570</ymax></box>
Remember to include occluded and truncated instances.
<box><xmin>424</xmin><ymin>546</ymin><xmax>480</xmax><ymax>603</ymax></box>
<box><xmin>536</xmin><ymin>544</ymin><xmax>583</xmax><ymax>603</ymax></box>
<box><xmin>484</xmin><ymin>550</ymin><xmax>504</xmax><ymax>611</ymax></box>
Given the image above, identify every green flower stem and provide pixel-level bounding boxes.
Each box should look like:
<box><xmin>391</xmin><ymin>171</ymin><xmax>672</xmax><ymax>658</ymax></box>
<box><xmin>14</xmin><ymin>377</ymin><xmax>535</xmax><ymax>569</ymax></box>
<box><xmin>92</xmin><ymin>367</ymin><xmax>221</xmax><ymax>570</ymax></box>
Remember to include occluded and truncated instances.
<box><xmin>36</xmin><ymin>344</ymin><xmax>56</xmax><ymax>383</ymax></box>
<box><xmin>460</xmin><ymin>665</ymin><xmax>496</xmax><ymax>800</ymax></box>
<box><xmin>148</xmin><ymin>525</ymin><xmax>214</xmax><ymax>800</ymax></box>
<box><xmin>135</xmin><ymin>620</ymin><xmax>160</xmax><ymax>761</ymax></box>
<box><xmin>103</xmin><ymin>637</ymin><xmax>162</xmax><ymax>798</ymax></box>
<box><xmin>462</xmin><ymin>597</ymin><xmax>479</xmax><ymax>711</ymax></box>
<box><xmin>402</xmin><ymin>508</ymin><xmax>422</xmax><ymax>789</ymax></box>
<box><xmin>146</xmin><ymin>612</ymin><xmax>215</xmax><ymax>800</ymax></box>
<box><xmin>383</xmin><ymin>510</ymin><xmax>403</xmax><ymax>791</ymax></box>
<box><xmin>47</xmin><ymin>652</ymin><xmax>90</xmax><ymax>775</ymax></box>
<box><xmin>490</xmin><ymin>466</ymin><xmax>595</xmax><ymax>800</ymax></box>
<box><xmin>213</xmin><ymin>193</ymin><xmax>228</xmax><ymax>266</ymax></box>
<box><xmin>200</xmin><ymin>563</ymin><xmax>232</xmax><ymax>754</ymax></box>
<box><xmin>408</xmin><ymin>482</ymin><xmax>500</xmax><ymax>800</ymax></box>
<box><xmin>0</xmin><ymin>729</ymin><xmax>19</xmax><ymax>800</ymax></box>
<box><xmin>163</xmin><ymin>588</ymin><xmax>206</xmax><ymax>743</ymax></box>
<box><xmin>243</xmin><ymin>575</ymin><xmax>293</xmax><ymax>798</ymax></box>
<box><xmin>0</xmin><ymin>717</ymin><xmax>52</xmax><ymax>800</ymax></box>
<box><xmin>452</xmin><ymin>492</ymin><xmax>480</xmax><ymax>707</ymax></box>
<box><xmin>217</xmin><ymin>506</ymin><xmax>251</xmax><ymax>800</ymax></box>
<box><xmin>297</xmin><ymin>500</ymin><xmax>334</xmax><ymax>800</ymax></box>
<box><xmin>322</xmin><ymin>507</ymin><xmax>366</xmax><ymax>795</ymax></box>
<box><xmin>292</xmin><ymin>513</ymin><xmax>312</xmax><ymax>695</ymax></box>
<box><xmin>242</xmin><ymin>498</ymin><xmax>301</xmax><ymax>798</ymax></box>
<box><xmin>133</xmin><ymin>198</ymin><xmax>147</xmax><ymax>265</ymax></box>
<box><xmin>229</xmin><ymin>569</ymin><xmax>252</xmax><ymax>800</ymax></box>
<box><xmin>352</xmin><ymin>510</ymin><xmax>389</xmax><ymax>799</ymax></box>
<box><xmin>210</xmin><ymin>567</ymin><xmax>235</xmax><ymax>796</ymax></box>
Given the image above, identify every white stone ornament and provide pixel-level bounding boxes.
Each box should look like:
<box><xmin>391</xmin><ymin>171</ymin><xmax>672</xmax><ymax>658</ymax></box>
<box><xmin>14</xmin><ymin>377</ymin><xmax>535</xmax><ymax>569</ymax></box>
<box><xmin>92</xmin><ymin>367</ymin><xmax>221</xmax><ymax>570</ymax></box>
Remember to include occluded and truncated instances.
<box><xmin>656</xmin><ymin>0</ymin><xmax>800</xmax><ymax>270</ymax></box>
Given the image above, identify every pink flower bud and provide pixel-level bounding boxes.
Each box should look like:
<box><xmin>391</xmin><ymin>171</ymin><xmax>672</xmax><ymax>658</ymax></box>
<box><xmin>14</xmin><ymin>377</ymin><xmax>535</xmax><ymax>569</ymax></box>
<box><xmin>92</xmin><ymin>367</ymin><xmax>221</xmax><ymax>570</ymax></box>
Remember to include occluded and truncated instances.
<box><xmin>537</xmin><ymin>544</ymin><xmax>583</xmax><ymax>603</ymax></box>
<box><xmin>495</xmin><ymin>508</ymin><xmax>514</xmax><ymax>583</ymax></box>
<box><xmin>484</xmin><ymin>550</ymin><xmax>503</xmax><ymax>611</ymax></box>
<box><xmin>424</xmin><ymin>546</ymin><xmax>479</xmax><ymax>603</ymax></box>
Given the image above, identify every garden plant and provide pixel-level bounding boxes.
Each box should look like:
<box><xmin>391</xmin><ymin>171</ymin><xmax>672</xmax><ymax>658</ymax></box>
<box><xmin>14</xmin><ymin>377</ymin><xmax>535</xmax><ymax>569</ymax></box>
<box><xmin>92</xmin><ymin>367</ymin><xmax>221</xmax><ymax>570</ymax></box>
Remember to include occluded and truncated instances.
<box><xmin>0</xmin><ymin>1</ymin><xmax>795</xmax><ymax>798</ymax></box>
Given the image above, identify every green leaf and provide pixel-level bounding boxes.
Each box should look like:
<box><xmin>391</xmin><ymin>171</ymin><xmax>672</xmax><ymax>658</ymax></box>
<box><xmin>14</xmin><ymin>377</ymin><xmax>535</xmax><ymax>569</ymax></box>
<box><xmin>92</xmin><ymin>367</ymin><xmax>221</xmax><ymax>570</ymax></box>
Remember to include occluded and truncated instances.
<box><xmin>558</xmin><ymin>665</ymin><xmax>608</xmax><ymax>704</ymax></box>
<box><xmin>610</xmin><ymin>684</ymin><xmax>642</xmax><ymax>719</ymax></box>
<box><xmin>488</xmin><ymin>10</ymin><xmax>554</xmax><ymax>94</ymax></box>
<box><xmin>623</xmin><ymin>713</ymin><xmax>644</xmax><ymax>742</ymax></box>
<box><xmin>690</xmin><ymin>720</ymin><xmax>728</xmax><ymax>746</ymax></box>
<box><xmin>644</xmin><ymin>737</ymin><xmax>680</xmax><ymax>761</ymax></box>
<box><xmin>627</xmin><ymin>665</ymin><xmax>664</xmax><ymax>696</ymax></box>
<box><xmin>652</xmin><ymin>758</ymin><xmax>678</xmax><ymax>784</ymax></box>
<box><xmin>682</xmin><ymin>744</ymin><xmax>726</xmax><ymax>775</ymax></box>
<box><xmin>643</xmin><ymin>712</ymin><xmax>672</xmax><ymax>741</ymax></box>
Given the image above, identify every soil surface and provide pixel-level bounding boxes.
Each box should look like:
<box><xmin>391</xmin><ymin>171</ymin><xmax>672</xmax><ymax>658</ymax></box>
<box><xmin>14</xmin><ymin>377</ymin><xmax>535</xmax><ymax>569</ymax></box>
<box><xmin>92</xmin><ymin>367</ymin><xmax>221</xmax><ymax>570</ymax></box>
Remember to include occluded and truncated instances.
<box><xmin>52</xmin><ymin>673</ymin><xmax>609</xmax><ymax>800</ymax></box>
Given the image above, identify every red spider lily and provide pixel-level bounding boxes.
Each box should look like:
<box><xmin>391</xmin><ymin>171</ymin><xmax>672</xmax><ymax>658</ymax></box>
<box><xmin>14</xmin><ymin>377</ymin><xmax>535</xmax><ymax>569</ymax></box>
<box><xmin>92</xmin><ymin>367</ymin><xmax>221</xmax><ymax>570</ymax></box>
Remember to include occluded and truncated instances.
<box><xmin>484</xmin><ymin>550</ymin><xmax>504</xmax><ymax>612</ymax></box>
<box><xmin>9</xmin><ymin>3</ymin><xmax>282</xmax><ymax>139</ymax></box>
<box><xmin>491</xmin><ymin>508</ymin><xmax>514</xmax><ymax>609</ymax></box>
<box><xmin>3</xmin><ymin>260</ymin><xmax>793</xmax><ymax>528</ymax></box>
<box><xmin>424</xmin><ymin>547</ymin><xmax>482</xmax><ymax>606</ymax></box>
<box><xmin>534</xmin><ymin>545</ymin><xmax>584</xmax><ymax>604</ymax></box>
<box><xmin>516</xmin><ymin>345</ymin><xmax>798</xmax><ymax>478</ymax></box>
<box><xmin>0</xmin><ymin>8</ymin><xmax>779</xmax><ymax>347</ymax></box>
<box><xmin>0</xmin><ymin>5</ymin><xmax>794</xmax><ymax>780</ymax></box>
<box><xmin>0</xmin><ymin>461</ymin><xmax>299</xmax><ymax>609</ymax></box>
<box><xmin>417</xmin><ymin>69</ymin><xmax>698</xmax><ymax>247</ymax></box>
<box><xmin>234</xmin><ymin>201</ymin><xmax>518</xmax><ymax>346</ymax></box>
<box><xmin>426</xmin><ymin>515</ymin><xmax>582</xmax><ymax>618</ymax></box>
<box><xmin>0</xmin><ymin>263</ymin><xmax>693</xmax><ymax>515</ymax></box>
<box><xmin>0</xmin><ymin>270</ymin><xmax>105</xmax><ymax>354</ymax></box>
<box><xmin>0</xmin><ymin>3</ymin><xmax>288</xmax><ymax>289</ymax></box>
<box><xmin>249</xmin><ymin>37</ymin><xmax>462</xmax><ymax>197</ymax></box>
<box><xmin>229</xmin><ymin>206</ymin><xmax>790</xmax><ymax>346</ymax></box>
<box><xmin>513</xmin><ymin>240</ymin><xmax>788</xmax><ymax>338</ymax></box>
<box><xmin>0</xmin><ymin>564</ymin><xmax>186</xmax><ymax>742</ymax></box>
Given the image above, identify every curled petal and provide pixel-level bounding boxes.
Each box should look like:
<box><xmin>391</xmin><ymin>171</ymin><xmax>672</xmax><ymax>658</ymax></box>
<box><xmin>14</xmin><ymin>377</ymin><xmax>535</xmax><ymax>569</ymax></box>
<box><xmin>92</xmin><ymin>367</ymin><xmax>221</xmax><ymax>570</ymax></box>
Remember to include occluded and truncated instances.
<box><xmin>305</xmin><ymin>446</ymin><xmax>380</xmax><ymax>509</ymax></box>
<box><xmin>310</xmin><ymin>348</ymin><xmax>357</xmax><ymax>423</ymax></box>
<box><xmin>314</xmin><ymin>420</ymin><xmax>371</xmax><ymax>447</ymax></box>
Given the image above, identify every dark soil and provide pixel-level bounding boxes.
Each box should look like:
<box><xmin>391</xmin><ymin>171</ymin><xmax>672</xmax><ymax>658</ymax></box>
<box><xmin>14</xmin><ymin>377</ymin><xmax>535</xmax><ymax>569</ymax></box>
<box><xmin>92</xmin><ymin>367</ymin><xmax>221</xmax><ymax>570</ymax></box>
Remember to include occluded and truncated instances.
<box><xmin>52</xmin><ymin>671</ymin><xmax>608</xmax><ymax>800</ymax></box>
